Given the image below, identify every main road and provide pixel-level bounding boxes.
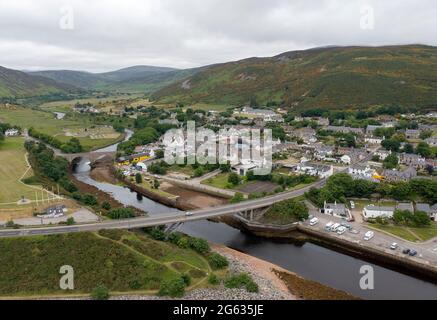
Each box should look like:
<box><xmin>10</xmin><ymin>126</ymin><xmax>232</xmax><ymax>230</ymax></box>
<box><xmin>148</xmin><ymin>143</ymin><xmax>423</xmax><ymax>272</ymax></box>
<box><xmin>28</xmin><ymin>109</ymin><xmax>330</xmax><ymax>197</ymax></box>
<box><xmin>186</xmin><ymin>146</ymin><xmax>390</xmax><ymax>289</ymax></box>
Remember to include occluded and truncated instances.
<box><xmin>0</xmin><ymin>179</ymin><xmax>326</xmax><ymax>238</ymax></box>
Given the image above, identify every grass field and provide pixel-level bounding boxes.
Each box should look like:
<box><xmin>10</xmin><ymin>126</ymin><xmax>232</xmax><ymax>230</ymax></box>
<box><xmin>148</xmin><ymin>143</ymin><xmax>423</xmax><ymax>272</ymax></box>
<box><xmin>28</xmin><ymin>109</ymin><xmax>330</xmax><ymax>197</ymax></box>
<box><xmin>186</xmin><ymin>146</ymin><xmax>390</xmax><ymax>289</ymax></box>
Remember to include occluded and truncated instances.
<box><xmin>371</xmin><ymin>223</ymin><xmax>437</xmax><ymax>242</ymax></box>
<box><xmin>0</xmin><ymin>137</ymin><xmax>42</xmax><ymax>208</ymax></box>
<box><xmin>202</xmin><ymin>173</ymin><xmax>232</xmax><ymax>189</ymax></box>
<box><xmin>0</xmin><ymin>105</ymin><xmax>123</xmax><ymax>151</ymax></box>
<box><xmin>0</xmin><ymin>230</ymin><xmax>215</xmax><ymax>297</ymax></box>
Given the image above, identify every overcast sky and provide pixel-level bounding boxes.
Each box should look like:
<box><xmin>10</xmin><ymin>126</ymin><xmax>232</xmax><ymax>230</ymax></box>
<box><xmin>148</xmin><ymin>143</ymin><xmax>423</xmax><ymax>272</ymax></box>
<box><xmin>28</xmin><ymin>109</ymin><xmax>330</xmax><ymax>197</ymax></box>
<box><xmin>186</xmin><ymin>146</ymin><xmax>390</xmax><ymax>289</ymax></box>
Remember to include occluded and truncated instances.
<box><xmin>0</xmin><ymin>0</ymin><xmax>436</xmax><ymax>72</ymax></box>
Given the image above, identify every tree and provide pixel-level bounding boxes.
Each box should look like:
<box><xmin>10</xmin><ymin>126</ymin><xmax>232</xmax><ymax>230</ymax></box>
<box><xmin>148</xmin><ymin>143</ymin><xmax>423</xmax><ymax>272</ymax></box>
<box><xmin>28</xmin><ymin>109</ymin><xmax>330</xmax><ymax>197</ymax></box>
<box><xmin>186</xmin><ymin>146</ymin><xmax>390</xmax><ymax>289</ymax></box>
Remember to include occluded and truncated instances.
<box><xmin>416</xmin><ymin>142</ymin><xmax>431</xmax><ymax>158</ymax></box>
<box><xmin>403</xmin><ymin>143</ymin><xmax>414</xmax><ymax>154</ymax></box>
<box><xmin>101</xmin><ymin>202</ymin><xmax>111</xmax><ymax>210</ymax></box>
<box><xmin>107</xmin><ymin>208</ymin><xmax>135</xmax><ymax>219</ymax></box>
<box><xmin>208</xmin><ymin>253</ymin><xmax>229</xmax><ymax>270</ymax></box>
<box><xmin>425</xmin><ymin>164</ymin><xmax>434</xmax><ymax>176</ymax></box>
<box><xmin>383</xmin><ymin>153</ymin><xmax>399</xmax><ymax>170</ymax></box>
<box><xmin>230</xmin><ymin>192</ymin><xmax>245</xmax><ymax>204</ymax></box>
<box><xmin>135</xmin><ymin>173</ymin><xmax>143</xmax><ymax>184</ymax></box>
<box><xmin>188</xmin><ymin>237</ymin><xmax>210</xmax><ymax>254</ymax></box>
<box><xmin>158</xmin><ymin>278</ymin><xmax>186</xmax><ymax>298</ymax></box>
<box><xmin>228</xmin><ymin>173</ymin><xmax>241</xmax><ymax>186</ymax></box>
<box><xmin>91</xmin><ymin>284</ymin><xmax>110</xmax><ymax>300</ymax></box>
<box><xmin>382</xmin><ymin>139</ymin><xmax>401</xmax><ymax>152</ymax></box>
<box><xmin>153</xmin><ymin>179</ymin><xmax>160</xmax><ymax>189</ymax></box>
<box><xmin>66</xmin><ymin>217</ymin><xmax>75</xmax><ymax>225</ymax></box>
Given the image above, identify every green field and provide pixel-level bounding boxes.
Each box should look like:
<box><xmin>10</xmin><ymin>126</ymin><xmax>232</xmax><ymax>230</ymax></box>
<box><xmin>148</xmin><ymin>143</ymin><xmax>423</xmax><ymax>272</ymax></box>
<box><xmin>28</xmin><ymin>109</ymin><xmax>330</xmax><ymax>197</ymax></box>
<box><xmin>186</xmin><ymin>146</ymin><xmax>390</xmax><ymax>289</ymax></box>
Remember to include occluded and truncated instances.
<box><xmin>0</xmin><ymin>137</ymin><xmax>42</xmax><ymax>207</ymax></box>
<box><xmin>202</xmin><ymin>173</ymin><xmax>232</xmax><ymax>189</ymax></box>
<box><xmin>371</xmin><ymin>223</ymin><xmax>437</xmax><ymax>242</ymax></box>
<box><xmin>0</xmin><ymin>106</ymin><xmax>123</xmax><ymax>151</ymax></box>
<box><xmin>0</xmin><ymin>230</ymin><xmax>214</xmax><ymax>297</ymax></box>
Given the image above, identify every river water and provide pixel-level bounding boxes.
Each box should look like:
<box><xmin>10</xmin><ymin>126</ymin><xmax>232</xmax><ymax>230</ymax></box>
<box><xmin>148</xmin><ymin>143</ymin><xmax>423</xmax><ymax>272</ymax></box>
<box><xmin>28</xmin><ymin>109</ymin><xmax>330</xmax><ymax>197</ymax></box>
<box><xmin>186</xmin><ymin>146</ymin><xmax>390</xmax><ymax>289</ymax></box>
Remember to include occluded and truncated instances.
<box><xmin>72</xmin><ymin>138</ymin><xmax>437</xmax><ymax>300</ymax></box>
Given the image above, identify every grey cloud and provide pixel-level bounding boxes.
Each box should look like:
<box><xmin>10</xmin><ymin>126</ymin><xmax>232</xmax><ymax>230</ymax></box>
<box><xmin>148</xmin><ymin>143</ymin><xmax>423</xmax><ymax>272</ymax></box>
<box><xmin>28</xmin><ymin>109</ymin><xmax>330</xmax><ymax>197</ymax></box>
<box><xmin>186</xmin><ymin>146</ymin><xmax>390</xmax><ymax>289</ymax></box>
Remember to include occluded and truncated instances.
<box><xmin>0</xmin><ymin>0</ymin><xmax>435</xmax><ymax>72</ymax></box>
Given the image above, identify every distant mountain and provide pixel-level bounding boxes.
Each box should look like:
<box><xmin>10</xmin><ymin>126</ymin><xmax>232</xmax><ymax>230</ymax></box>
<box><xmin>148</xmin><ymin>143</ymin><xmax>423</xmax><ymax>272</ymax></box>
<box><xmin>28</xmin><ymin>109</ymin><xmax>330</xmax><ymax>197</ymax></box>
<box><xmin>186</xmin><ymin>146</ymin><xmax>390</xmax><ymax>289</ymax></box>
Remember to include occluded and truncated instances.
<box><xmin>0</xmin><ymin>66</ymin><xmax>76</xmax><ymax>98</ymax></box>
<box><xmin>29</xmin><ymin>65</ymin><xmax>180</xmax><ymax>92</ymax></box>
<box><xmin>151</xmin><ymin>45</ymin><xmax>437</xmax><ymax>110</ymax></box>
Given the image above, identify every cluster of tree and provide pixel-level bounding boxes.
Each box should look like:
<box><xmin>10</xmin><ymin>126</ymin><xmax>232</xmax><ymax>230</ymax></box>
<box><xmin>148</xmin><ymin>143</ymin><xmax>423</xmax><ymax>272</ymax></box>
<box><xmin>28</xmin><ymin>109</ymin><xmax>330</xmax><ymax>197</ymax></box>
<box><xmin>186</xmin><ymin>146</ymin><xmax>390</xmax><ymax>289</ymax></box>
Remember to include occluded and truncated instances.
<box><xmin>28</xmin><ymin>128</ymin><xmax>83</xmax><ymax>154</ymax></box>
<box><xmin>224</xmin><ymin>273</ymin><xmax>259</xmax><ymax>293</ymax></box>
<box><xmin>148</xmin><ymin>161</ymin><xmax>169</xmax><ymax>175</ymax></box>
<box><xmin>306</xmin><ymin>173</ymin><xmax>437</xmax><ymax>206</ymax></box>
<box><xmin>24</xmin><ymin>141</ymin><xmax>73</xmax><ymax>188</ymax></box>
<box><xmin>264</xmin><ymin>199</ymin><xmax>309</xmax><ymax>223</ymax></box>
<box><xmin>107</xmin><ymin>208</ymin><xmax>136</xmax><ymax>219</ymax></box>
<box><xmin>117</xmin><ymin>127</ymin><xmax>159</xmax><ymax>155</ymax></box>
<box><xmin>383</xmin><ymin>153</ymin><xmax>399</xmax><ymax>169</ymax></box>
<box><xmin>392</xmin><ymin>210</ymin><xmax>431</xmax><ymax>227</ymax></box>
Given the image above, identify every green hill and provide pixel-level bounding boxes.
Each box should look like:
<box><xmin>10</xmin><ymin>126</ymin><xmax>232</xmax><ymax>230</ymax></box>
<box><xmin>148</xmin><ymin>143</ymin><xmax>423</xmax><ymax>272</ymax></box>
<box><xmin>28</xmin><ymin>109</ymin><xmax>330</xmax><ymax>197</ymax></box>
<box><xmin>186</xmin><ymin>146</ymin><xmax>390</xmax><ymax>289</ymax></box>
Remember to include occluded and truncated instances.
<box><xmin>0</xmin><ymin>230</ymin><xmax>212</xmax><ymax>297</ymax></box>
<box><xmin>151</xmin><ymin>45</ymin><xmax>437</xmax><ymax>110</ymax></box>
<box><xmin>0</xmin><ymin>66</ymin><xmax>76</xmax><ymax>99</ymax></box>
<box><xmin>30</xmin><ymin>65</ymin><xmax>182</xmax><ymax>93</ymax></box>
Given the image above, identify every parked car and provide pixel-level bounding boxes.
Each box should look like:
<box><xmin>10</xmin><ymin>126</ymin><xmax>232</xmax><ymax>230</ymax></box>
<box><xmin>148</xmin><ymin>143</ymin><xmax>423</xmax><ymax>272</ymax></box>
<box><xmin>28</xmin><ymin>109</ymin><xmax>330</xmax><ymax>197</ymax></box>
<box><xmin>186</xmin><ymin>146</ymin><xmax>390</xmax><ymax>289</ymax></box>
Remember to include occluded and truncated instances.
<box><xmin>331</xmin><ymin>223</ymin><xmax>341</xmax><ymax>232</ymax></box>
<box><xmin>409</xmin><ymin>250</ymin><xmax>418</xmax><ymax>257</ymax></box>
<box><xmin>185</xmin><ymin>211</ymin><xmax>193</xmax><ymax>217</ymax></box>
<box><xmin>309</xmin><ymin>218</ymin><xmax>319</xmax><ymax>226</ymax></box>
<box><xmin>364</xmin><ymin>231</ymin><xmax>374</xmax><ymax>241</ymax></box>
<box><xmin>325</xmin><ymin>222</ymin><xmax>334</xmax><ymax>231</ymax></box>
<box><xmin>337</xmin><ymin>226</ymin><xmax>347</xmax><ymax>235</ymax></box>
<box><xmin>402</xmin><ymin>248</ymin><xmax>411</xmax><ymax>255</ymax></box>
<box><xmin>350</xmin><ymin>201</ymin><xmax>355</xmax><ymax>209</ymax></box>
<box><xmin>390</xmin><ymin>243</ymin><xmax>398</xmax><ymax>250</ymax></box>
<box><xmin>341</xmin><ymin>223</ymin><xmax>352</xmax><ymax>230</ymax></box>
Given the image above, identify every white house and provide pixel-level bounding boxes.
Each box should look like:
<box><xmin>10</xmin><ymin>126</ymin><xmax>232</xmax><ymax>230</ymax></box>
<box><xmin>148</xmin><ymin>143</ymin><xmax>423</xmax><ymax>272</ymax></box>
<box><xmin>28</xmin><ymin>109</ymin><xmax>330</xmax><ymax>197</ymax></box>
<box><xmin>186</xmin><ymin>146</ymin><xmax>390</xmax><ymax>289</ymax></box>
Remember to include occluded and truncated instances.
<box><xmin>295</xmin><ymin>162</ymin><xmax>333</xmax><ymax>179</ymax></box>
<box><xmin>348</xmin><ymin>164</ymin><xmax>376</xmax><ymax>180</ymax></box>
<box><xmin>365</xmin><ymin>136</ymin><xmax>384</xmax><ymax>145</ymax></box>
<box><xmin>321</xmin><ymin>201</ymin><xmax>351</xmax><ymax>219</ymax></box>
<box><xmin>340</xmin><ymin>155</ymin><xmax>352</xmax><ymax>165</ymax></box>
<box><xmin>363</xmin><ymin>205</ymin><xmax>395</xmax><ymax>219</ymax></box>
<box><xmin>375</xmin><ymin>149</ymin><xmax>392</xmax><ymax>161</ymax></box>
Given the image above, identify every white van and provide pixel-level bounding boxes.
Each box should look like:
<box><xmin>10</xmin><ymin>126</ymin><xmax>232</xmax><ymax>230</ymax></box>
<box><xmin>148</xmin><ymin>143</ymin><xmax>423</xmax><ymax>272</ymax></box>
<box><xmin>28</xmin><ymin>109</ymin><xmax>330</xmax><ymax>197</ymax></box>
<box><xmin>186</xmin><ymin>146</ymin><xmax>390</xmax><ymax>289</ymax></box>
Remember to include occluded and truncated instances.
<box><xmin>309</xmin><ymin>218</ymin><xmax>319</xmax><ymax>226</ymax></box>
<box><xmin>350</xmin><ymin>201</ymin><xmax>355</xmax><ymax>209</ymax></box>
<box><xmin>325</xmin><ymin>222</ymin><xmax>334</xmax><ymax>231</ymax></box>
<box><xmin>364</xmin><ymin>231</ymin><xmax>374</xmax><ymax>241</ymax></box>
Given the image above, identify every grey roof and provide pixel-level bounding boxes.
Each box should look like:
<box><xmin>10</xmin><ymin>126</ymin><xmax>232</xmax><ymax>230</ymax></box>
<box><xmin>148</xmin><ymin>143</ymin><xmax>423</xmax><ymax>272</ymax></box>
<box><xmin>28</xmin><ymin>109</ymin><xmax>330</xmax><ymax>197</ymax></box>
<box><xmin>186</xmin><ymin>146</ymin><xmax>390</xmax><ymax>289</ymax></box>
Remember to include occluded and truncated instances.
<box><xmin>396</xmin><ymin>202</ymin><xmax>414</xmax><ymax>212</ymax></box>
<box><xmin>416</xmin><ymin>203</ymin><xmax>431</xmax><ymax>213</ymax></box>
<box><xmin>364</xmin><ymin>205</ymin><xmax>395</xmax><ymax>212</ymax></box>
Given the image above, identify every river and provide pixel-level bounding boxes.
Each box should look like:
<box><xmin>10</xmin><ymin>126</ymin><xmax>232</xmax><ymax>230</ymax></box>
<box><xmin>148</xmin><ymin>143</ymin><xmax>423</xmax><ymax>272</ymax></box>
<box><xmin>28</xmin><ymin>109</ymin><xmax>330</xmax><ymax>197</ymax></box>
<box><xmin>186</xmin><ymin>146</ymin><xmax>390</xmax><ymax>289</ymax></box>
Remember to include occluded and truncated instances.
<box><xmin>72</xmin><ymin>138</ymin><xmax>437</xmax><ymax>300</ymax></box>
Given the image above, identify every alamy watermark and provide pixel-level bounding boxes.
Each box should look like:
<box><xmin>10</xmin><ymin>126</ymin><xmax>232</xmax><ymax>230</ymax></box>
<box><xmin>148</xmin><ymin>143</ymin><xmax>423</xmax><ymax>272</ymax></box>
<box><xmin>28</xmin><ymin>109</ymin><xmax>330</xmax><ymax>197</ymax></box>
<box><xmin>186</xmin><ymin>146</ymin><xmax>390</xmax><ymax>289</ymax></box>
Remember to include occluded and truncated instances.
<box><xmin>59</xmin><ymin>265</ymin><xmax>74</xmax><ymax>290</ymax></box>
<box><xmin>59</xmin><ymin>5</ymin><xmax>74</xmax><ymax>30</ymax></box>
<box><xmin>163</xmin><ymin>121</ymin><xmax>273</xmax><ymax>176</ymax></box>
<box><xmin>359</xmin><ymin>265</ymin><xmax>374</xmax><ymax>290</ymax></box>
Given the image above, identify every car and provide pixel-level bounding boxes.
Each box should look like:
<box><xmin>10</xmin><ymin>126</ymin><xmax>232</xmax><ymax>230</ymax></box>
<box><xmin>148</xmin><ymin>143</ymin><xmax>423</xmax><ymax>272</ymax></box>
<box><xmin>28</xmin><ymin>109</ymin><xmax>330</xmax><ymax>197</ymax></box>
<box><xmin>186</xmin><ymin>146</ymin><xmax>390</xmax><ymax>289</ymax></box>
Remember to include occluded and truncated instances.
<box><xmin>364</xmin><ymin>231</ymin><xmax>374</xmax><ymax>241</ymax></box>
<box><xmin>308</xmin><ymin>215</ymin><xmax>314</xmax><ymax>220</ymax></box>
<box><xmin>402</xmin><ymin>248</ymin><xmax>411</xmax><ymax>255</ymax></box>
<box><xmin>350</xmin><ymin>201</ymin><xmax>355</xmax><ymax>209</ymax></box>
<box><xmin>331</xmin><ymin>223</ymin><xmax>341</xmax><ymax>232</ymax></box>
<box><xmin>325</xmin><ymin>222</ymin><xmax>334</xmax><ymax>231</ymax></box>
<box><xmin>409</xmin><ymin>250</ymin><xmax>418</xmax><ymax>257</ymax></box>
<box><xmin>185</xmin><ymin>211</ymin><xmax>193</xmax><ymax>217</ymax></box>
<box><xmin>390</xmin><ymin>243</ymin><xmax>398</xmax><ymax>250</ymax></box>
<box><xmin>341</xmin><ymin>223</ymin><xmax>352</xmax><ymax>229</ymax></box>
<box><xmin>337</xmin><ymin>226</ymin><xmax>347</xmax><ymax>235</ymax></box>
<box><xmin>309</xmin><ymin>218</ymin><xmax>319</xmax><ymax>226</ymax></box>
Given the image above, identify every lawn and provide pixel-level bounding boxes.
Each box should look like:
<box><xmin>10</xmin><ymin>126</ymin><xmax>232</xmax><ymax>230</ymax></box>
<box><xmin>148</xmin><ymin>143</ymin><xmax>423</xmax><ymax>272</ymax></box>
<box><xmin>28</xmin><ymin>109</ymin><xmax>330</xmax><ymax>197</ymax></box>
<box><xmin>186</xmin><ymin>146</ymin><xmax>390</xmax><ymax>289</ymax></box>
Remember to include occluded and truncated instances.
<box><xmin>202</xmin><ymin>172</ymin><xmax>231</xmax><ymax>189</ymax></box>
<box><xmin>371</xmin><ymin>223</ymin><xmax>437</xmax><ymax>242</ymax></box>
<box><xmin>0</xmin><ymin>106</ymin><xmax>123</xmax><ymax>151</ymax></box>
<box><xmin>0</xmin><ymin>137</ymin><xmax>42</xmax><ymax>207</ymax></box>
<box><xmin>0</xmin><ymin>230</ymin><xmax>214</xmax><ymax>297</ymax></box>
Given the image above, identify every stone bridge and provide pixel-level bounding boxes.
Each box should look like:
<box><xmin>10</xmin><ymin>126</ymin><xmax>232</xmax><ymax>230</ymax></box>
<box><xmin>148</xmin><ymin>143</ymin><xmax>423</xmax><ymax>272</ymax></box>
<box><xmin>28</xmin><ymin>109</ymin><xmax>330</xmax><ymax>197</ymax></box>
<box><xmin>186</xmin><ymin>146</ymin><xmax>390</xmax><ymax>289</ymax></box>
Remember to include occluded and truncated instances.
<box><xmin>60</xmin><ymin>151</ymin><xmax>117</xmax><ymax>163</ymax></box>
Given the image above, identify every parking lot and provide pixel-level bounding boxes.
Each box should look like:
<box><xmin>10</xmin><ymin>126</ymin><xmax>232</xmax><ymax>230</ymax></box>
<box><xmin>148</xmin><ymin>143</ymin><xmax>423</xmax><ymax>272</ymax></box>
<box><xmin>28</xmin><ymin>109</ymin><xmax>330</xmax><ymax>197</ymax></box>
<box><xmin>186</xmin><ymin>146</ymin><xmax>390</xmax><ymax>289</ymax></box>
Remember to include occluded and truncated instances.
<box><xmin>303</xmin><ymin>209</ymin><xmax>437</xmax><ymax>267</ymax></box>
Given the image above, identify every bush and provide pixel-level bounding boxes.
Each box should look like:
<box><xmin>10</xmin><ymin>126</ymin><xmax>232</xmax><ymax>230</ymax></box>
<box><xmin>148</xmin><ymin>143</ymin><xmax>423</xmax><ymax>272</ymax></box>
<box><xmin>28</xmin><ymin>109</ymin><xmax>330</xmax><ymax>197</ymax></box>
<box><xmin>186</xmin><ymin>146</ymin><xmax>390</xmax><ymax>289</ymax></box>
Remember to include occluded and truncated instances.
<box><xmin>188</xmin><ymin>237</ymin><xmax>210</xmax><ymax>255</ymax></box>
<box><xmin>181</xmin><ymin>274</ymin><xmax>191</xmax><ymax>287</ymax></box>
<box><xmin>91</xmin><ymin>284</ymin><xmax>110</xmax><ymax>300</ymax></box>
<box><xmin>230</xmin><ymin>193</ymin><xmax>245</xmax><ymax>204</ymax></box>
<box><xmin>149</xmin><ymin>227</ymin><xmax>166</xmax><ymax>241</ymax></box>
<box><xmin>224</xmin><ymin>273</ymin><xmax>259</xmax><ymax>293</ymax></box>
<box><xmin>107</xmin><ymin>208</ymin><xmax>135</xmax><ymax>219</ymax></box>
<box><xmin>83</xmin><ymin>194</ymin><xmax>98</xmax><ymax>206</ymax></box>
<box><xmin>135</xmin><ymin>173</ymin><xmax>143</xmax><ymax>184</ymax></box>
<box><xmin>208</xmin><ymin>274</ymin><xmax>220</xmax><ymax>285</ymax></box>
<box><xmin>101</xmin><ymin>202</ymin><xmax>111</xmax><ymax>210</ymax></box>
<box><xmin>207</xmin><ymin>253</ymin><xmax>229</xmax><ymax>270</ymax></box>
<box><xmin>66</xmin><ymin>217</ymin><xmax>75</xmax><ymax>226</ymax></box>
<box><xmin>228</xmin><ymin>173</ymin><xmax>241</xmax><ymax>186</ymax></box>
<box><xmin>158</xmin><ymin>278</ymin><xmax>186</xmax><ymax>298</ymax></box>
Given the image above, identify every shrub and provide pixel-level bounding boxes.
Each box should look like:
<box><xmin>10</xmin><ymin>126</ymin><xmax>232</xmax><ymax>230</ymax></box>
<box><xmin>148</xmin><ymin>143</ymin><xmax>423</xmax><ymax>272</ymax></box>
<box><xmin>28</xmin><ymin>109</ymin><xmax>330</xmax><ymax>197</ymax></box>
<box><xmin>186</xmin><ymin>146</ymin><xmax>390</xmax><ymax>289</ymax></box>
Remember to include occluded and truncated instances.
<box><xmin>208</xmin><ymin>274</ymin><xmax>220</xmax><ymax>285</ymax></box>
<box><xmin>207</xmin><ymin>253</ymin><xmax>229</xmax><ymax>270</ymax></box>
<box><xmin>224</xmin><ymin>273</ymin><xmax>259</xmax><ymax>293</ymax></box>
<box><xmin>83</xmin><ymin>194</ymin><xmax>98</xmax><ymax>206</ymax></box>
<box><xmin>66</xmin><ymin>217</ymin><xmax>75</xmax><ymax>225</ymax></box>
<box><xmin>188</xmin><ymin>237</ymin><xmax>210</xmax><ymax>255</ymax></box>
<box><xmin>181</xmin><ymin>274</ymin><xmax>191</xmax><ymax>287</ymax></box>
<box><xmin>230</xmin><ymin>193</ymin><xmax>245</xmax><ymax>204</ymax></box>
<box><xmin>135</xmin><ymin>173</ymin><xmax>143</xmax><ymax>184</ymax></box>
<box><xmin>101</xmin><ymin>202</ymin><xmax>111</xmax><ymax>210</ymax></box>
<box><xmin>158</xmin><ymin>278</ymin><xmax>186</xmax><ymax>298</ymax></box>
<box><xmin>107</xmin><ymin>208</ymin><xmax>135</xmax><ymax>219</ymax></box>
<box><xmin>91</xmin><ymin>284</ymin><xmax>110</xmax><ymax>300</ymax></box>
